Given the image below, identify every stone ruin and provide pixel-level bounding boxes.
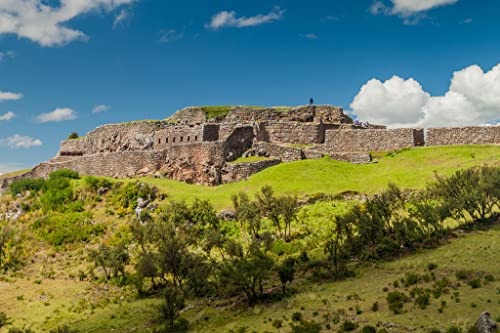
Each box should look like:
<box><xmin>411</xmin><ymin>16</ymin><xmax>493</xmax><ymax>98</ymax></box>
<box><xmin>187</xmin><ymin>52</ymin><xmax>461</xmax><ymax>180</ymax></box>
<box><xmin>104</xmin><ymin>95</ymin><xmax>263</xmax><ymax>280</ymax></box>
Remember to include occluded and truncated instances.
<box><xmin>0</xmin><ymin>104</ymin><xmax>499</xmax><ymax>190</ymax></box>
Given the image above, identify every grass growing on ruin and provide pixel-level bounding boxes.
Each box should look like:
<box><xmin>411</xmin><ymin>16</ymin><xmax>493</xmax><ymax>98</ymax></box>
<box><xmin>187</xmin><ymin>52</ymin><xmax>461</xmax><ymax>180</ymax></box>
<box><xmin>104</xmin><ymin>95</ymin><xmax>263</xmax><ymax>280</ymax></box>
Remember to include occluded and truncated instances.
<box><xmin>201</xmin><ymin>106</ymin><xmax>233</xmax><ymax>119</ymax></box>
<box><xmin>0</xmin><ymin>169</ymin><xmax>30</xmax><ymax>180</ymax></box>
<box><xmin>229</xmin><ymin>156</ymin><xmax>271</xmax><ymax>164</ymax></box>
<box><xmin>138</xmin><ymin>145</ymin><xmax>500</xmax><ymax>209</ymax></box>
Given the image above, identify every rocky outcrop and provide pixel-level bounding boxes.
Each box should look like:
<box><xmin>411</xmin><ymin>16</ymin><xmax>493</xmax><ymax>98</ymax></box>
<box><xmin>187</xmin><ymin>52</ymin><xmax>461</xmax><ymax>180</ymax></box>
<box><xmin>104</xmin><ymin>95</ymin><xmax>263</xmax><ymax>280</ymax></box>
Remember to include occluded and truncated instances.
<box><xmin>476</xmin><ymin>312</ymin><xmax>498</xmax><ymax>333</ymax></box>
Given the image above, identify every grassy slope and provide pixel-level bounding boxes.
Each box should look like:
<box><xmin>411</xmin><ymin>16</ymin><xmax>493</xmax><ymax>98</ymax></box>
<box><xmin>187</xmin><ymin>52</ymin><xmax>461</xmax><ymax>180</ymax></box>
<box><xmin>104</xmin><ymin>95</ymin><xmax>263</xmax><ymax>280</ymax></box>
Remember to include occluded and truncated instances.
<box><xmin>0</xmin><ymin>169</ymin><xmax>30</xmax><ymax>180</ymax></box>
<box><xmin>23</xmin><ymin>224</ymin><xmax>496</xmax><ymax>333</ymax></box>
<box><xmin>138</xmin><ymin>145</ymin><xmax>500</xmax><ymax>209</ymax></box>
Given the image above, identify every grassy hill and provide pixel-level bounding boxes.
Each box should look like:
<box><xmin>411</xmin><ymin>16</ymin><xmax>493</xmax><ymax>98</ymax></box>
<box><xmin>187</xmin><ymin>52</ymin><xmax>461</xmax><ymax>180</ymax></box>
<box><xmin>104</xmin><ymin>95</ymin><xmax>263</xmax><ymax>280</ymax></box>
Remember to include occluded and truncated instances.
<box><xmin>0</xmin><ymin>145</ymin><xmax>499</xmax><ymax>333</ymax></box>
<box><xmin>138</xmin><ymin>145</ymin><xmax>500</xmax><ymax>209</ymax></box>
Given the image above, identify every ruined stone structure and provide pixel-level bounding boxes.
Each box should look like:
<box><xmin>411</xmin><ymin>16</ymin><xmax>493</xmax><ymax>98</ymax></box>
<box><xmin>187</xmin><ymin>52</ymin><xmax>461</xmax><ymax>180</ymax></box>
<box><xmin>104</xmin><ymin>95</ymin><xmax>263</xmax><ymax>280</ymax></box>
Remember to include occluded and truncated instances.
<box><xmin>0</xmin><ymin>105</ymin><xmax>499</xmax><ymax>191</ymax></box>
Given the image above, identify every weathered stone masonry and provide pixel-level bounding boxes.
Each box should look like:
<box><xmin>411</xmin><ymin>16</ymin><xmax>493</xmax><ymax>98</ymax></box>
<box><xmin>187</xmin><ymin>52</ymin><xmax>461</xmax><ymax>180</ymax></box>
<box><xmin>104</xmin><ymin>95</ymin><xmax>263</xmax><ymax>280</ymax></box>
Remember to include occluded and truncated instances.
<box><xmin>1</xmin><ymin>105</ymin><xmax>499</xmax><ymax>191</ymax></box>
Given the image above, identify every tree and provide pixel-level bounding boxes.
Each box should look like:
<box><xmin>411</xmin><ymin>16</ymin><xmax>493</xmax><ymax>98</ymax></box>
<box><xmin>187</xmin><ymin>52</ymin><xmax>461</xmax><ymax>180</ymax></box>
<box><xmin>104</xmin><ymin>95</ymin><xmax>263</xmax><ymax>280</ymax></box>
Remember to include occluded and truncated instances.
<box><xmin>324</xmin><ymin>213</ymin><xmax>354</xmax><ymax>279</ymax></box>
<box><xmin>67</xmin><ymin>132</ymin><xmax>79</xmax><ymax>139</ymax></box>
<box><xmin>157</xmin><ymin>285</ymin><xmax>186</xmax><ymax>333</ymax></box>
<box><xmin>219</xmin><ymin>239</ymin><xmax>275</xmax><ymax>306</ymax></box>
<box><xmin>277</xmin><ymin>195</ymin><xmax>299</xmax><ymax>240</ymax></box>
<box><xmin>232</xmin><ymin>192</ymin><xmax>261</xmax><ymax>238</ymax></box>
<box><xmin>278</xmin><ymin>257</ymin><xmax>297</xmax><ymax>295</ymax></box>
<box><xmin>135</xmin><ymin>251</ymin><xmax>158</xmax><ymax>289</ymax></box>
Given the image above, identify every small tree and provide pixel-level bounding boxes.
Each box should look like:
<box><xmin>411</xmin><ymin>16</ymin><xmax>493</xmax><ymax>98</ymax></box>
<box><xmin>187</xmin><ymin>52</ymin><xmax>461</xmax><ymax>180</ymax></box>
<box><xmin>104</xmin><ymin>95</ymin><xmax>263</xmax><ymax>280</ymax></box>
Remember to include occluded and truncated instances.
<box><xmin>157</xmin><ymin>285</ymin><xmax>186</xmax><ymax>333</ymax></box>
<box><xmin>68</xmin><ymin>132</ymin><xmax>79</xmax><ymax>139</ymax></box>
<box><xmin>278</xmin><ymin>257</ymin><xmax>297</xmax><ymax>295</ymax></box>
<box><xmin>232</xmin><ymin>192</ymin><xmax>261</xmax><ymax>238</ymax></box>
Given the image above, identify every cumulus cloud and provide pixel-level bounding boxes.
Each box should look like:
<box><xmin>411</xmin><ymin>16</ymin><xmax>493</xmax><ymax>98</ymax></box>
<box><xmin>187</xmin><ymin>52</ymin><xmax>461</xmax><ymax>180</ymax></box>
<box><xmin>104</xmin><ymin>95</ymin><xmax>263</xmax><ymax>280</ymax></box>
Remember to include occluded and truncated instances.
<box><xmin>0</xmin><ymin>111</ymin><xmax>15</xmax><ymax>121</ymax></box>
<box><xmin>206</xmin><ymin>6</ymin><xmax>285</xmax><ymax>30</ymax></box>
<box><xmin>0</xmin><ymin>91</ymin><xmax>22</xmax><ymax>101</ymax></box>
<box><xmin>159</xmin><ymin>29</ymin><xmax>184</xmax><ymax>43</ymax></box>
<box><xmin>92</xmin><ymin>104</ymin><xmax>110</xmax><ymax>113</ymax></box>
<box><xmin>370</xmin><ymin>0</ymin><xmax>458</xmax><ymax>23</ymax></box>
<box><xmin>0</xmin><ymin>0</ymin><xmax>136</xmax><ymax>47</ymax></box>
<box><xmin>37</xmin><ymin>108</ymin><xmax>77</xmax><ymax>122</ymax></box>
<box><xmin>350</xmin><ymin>64</ymin><xmax>500</xmax><ymax>128</ymax></box>
<box><xmin>0</xmin><ymin>134</ymin><xmax>42</xmax><ymax>149</ymax></box>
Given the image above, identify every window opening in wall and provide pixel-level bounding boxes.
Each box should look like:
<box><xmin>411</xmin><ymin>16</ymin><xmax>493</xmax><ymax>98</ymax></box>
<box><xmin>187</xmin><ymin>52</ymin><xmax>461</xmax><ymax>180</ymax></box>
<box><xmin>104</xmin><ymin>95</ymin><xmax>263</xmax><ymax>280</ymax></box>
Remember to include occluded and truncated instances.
<box><xmin>194</xmin><ymin>135</ymin><xmax>198</xmax><ymax>141</ymax></box>
<box><xmin>166</xmin><ymin>138</ymin><xmax>169</xmax><ymax>143</ymax></box>
<box><xmin>180</xmin><ymin>136</ymin><xmax>183</xmax><ymax>142</ymax></box>
<box><xmin>173</xmin><ymin>137</ymin><xmax>176</xmax><ymax>143</ymax></box>
<box><xmin>158</xmin><ymin>138</ymin><xmax>161</xmax><ymax>144</ymax></box>
<box><xmin>187</xmin><ymin>136</ymin><xmax>190</xmax><ymax>142</ymax></box>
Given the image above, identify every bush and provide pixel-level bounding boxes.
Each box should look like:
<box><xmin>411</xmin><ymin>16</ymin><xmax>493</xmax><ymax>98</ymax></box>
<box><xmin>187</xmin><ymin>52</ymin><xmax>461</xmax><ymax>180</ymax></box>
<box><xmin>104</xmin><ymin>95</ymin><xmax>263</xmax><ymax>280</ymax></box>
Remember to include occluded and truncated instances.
<box><xmin>0</xmin><ymin>312</ymin><xmax>10</xmax><ymax>328</ymax></box>
<box><xmin>83</xmin><ymin>176</ymin><xmax>112</xmax><ymax>193</ymax></box>
<box><xmin>49</xmin><ymin>169</ymin><xmax>80</xmax><ymax>180</ymax></box>
<box><xmin>340</xmin><ymin>320</ymin><xmax>358</xmax><ymax>332</ymax></box>
<box><xmin>272</xmin><ymin>319</ymin><xmax>283</xmax><ymax>328</ymax></box>
<box><xmin>111</xmin><ymin>182</ymin><xmax>157</xmax><ymax>212</ymax></box>
<box><xmin>40</xmin><ymin>177</ymin><xmax>74</xmax><ymax>212</ymax></box>
<box><xmin>9</xmin><ymin>178</ymin><xmax>46</xmax><ymax>196</ymax></box>
<box><xmin>427</xmin><ymin>262</ymin><xmax>438</xmax><ymax>271</ymax></box>
<box><xmin>415</xmin><ymin>293</ymin><xmax>430</xmax><ymax>309</ymax></box>
<box><xmin>404</xmin><ymin>272</ymin><xmax>421</xmax><ymax>287</ymax></box>
<box><xmin>362</xmin><ymin>326</ymin><xmax>377</xmax><ymax>333</ymax></box>
<box><xmin>67</xmin><ymin>132</ymin><xmax>79</xmax><ymax>139</ymax></box>
<box><xmin>467</xmin><ymin>279</ymin><xmax>481</xmax><ymax>289</ymax></box>
<box><xmin>386</xmin><ymin>291</ymin><xmax>408</xmax><ymax>314</ymax></box>
<box><xmin>290</xmin><ymin>320</ymin><xmax>321</xmax><ymax>333</ymax></box>
<box><xmin>291</xmin><ymin>312</ymin><xmax>303</xmax><ymax>322</ymax></box>
<box><xmin>50</xmin><ymin>326</ymin><xmax>81</xmax><ymax>333</ymax></box>
<box><xmin>371</xmin><ymin>302</ymin><xmax>379</xmax><ymax>312</ymax></box>
<box><xmin>32</xmin><ymin>212</ymin><xmax>104</xmax><ymax>247</ymax></box>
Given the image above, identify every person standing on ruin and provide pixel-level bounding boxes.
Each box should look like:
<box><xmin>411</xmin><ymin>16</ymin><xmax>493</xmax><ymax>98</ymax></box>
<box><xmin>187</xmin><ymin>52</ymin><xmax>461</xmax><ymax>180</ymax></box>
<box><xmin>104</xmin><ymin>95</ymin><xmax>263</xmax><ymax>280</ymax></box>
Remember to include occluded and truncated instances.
<box><xmin>310</xmin><ymin>97</ymin><xmax>314</xmax><ymax>105</ymax></box>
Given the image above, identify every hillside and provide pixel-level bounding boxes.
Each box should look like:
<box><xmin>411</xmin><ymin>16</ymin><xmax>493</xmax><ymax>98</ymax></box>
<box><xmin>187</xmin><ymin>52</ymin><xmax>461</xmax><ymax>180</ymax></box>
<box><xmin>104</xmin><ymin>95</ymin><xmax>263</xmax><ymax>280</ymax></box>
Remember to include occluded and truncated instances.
<box><xmin>0</xmin><ymin>145</ymin><xmax>498</xmax><ymax>333</ymax></box>
<box><xmin>137</xmin><ymin>145</ymin><xmax>500</xmax><ymax>209</ymax></box>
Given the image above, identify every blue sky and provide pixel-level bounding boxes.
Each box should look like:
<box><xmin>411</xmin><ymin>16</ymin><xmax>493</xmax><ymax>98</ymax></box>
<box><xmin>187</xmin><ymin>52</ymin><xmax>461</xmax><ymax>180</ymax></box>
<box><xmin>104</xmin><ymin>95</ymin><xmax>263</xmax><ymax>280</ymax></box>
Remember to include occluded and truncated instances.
<box><xmin>1</xmin><ymin>0</ymin><xmax>500</xmax><ymax>172</ymax></box>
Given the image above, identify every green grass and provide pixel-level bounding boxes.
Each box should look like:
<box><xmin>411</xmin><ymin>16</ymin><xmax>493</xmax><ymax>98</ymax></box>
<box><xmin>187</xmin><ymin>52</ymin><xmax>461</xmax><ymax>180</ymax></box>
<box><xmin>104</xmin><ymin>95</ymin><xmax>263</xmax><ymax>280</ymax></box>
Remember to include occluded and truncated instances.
<box><xmin>201</xmin><ymin>106</ymin><xmax>233</xmax><ymax>119</ymax></box>
<box><xmin>229</xmin><ymin>156</ymin><xmax>271</xmax><ymax>164</ymax></box>
<box><xmin>184</xmin><ymin>224</ymin><xmax>500</xmax><ymax>333</ymax></box>
<box><xmin>0</xmin><ymin>169</ymin><xmax>30</xmax><ymax>180</ymax></box>
<box><xmin>136</xmin><ymin>145</ymin><xmax>500</xmax><ymax>210</ymax></box>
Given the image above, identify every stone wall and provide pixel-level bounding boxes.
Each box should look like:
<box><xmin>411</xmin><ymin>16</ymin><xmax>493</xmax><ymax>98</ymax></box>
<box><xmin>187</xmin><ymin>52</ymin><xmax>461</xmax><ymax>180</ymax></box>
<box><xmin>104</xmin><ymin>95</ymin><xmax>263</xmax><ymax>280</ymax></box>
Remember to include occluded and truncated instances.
<box><xmin>223</xmin><ymin>126</ymin><xmax>255</xmax><ymax>161</ymax></box>
<box><xmin>253</xmin><ymin>142</ymin><xmax>304</xmax><ymax>162</ymax></box>
<box><xmin>324</xmin><ymin>128</ymin><xmax>423</xmax><ymax>153</ymax></box>
<box><xmin>257</xmin><ymin>122</ymin><xmax>325</xmax><ymax>144</ymax></box>
<box><xmin>153</xmin><ymin>125</ymin><xmax>205</xmax><ymax>149</ymax></box>
<box><xmin>221</xmin><ymin>159</ymin><xmax>281</xmax><ymax>183</ymax></box>
<box><xmin>426</xmin><ymin>126</ymin><xmax>500</xmax><ymax>146</ymax></box>
<box><xmin>59</xmin><ymin>139</ymin><xmax>85</xmax><ymax>156</ymax></box>
<box><xmin>329</xmin><ymin>152</ymin><xmax>372</xmax><ymax>164</ymax></box>
<box><xmin>72</xmin><ymin>121</ymin><xmax>167</xmax><ymax>155</ymax></box>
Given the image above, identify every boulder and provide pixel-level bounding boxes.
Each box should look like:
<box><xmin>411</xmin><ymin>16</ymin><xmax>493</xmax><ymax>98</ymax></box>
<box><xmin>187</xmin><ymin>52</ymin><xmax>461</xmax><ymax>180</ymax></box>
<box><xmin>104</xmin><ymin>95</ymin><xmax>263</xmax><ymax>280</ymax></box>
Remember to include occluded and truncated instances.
<box><xmin>476</xmin><ymin>312</ymin><xmax>498</xmax><ymax>333</ymax></box>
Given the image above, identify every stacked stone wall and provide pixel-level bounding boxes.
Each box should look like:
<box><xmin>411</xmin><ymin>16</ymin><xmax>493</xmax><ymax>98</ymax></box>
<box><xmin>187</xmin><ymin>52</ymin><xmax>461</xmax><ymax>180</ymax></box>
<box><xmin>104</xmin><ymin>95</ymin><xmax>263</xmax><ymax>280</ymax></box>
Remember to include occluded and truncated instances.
<box><xmin>324</xmin><ymin>128</ymin><xmax>422</xmax><ymax>153</ymax></box>
<box><xmin>257</xmin><ymin>122</ymin><xmax>325</xmax><ymax>144</ymax></box>
<box><xmin>59</xmin><ymin>139</ymin><xmax>85</xmax><ymax>156</ymax></box>
<box><xmin>253</xmin><ymin>142</ymin><xmax>304</xmax><ymax>162</ymax></box>
<box><xmin>221</xmin><ymin>159</ymin><xmax>281</xmax><ymax>183</ymax></box>
<box><xmin>426</xmin><ymin>126</ymin><xmax>500</xmax><ymax>146</ymax></box>
<box><xmin>154</xmin><ymin>125</ymin><xmax>205</xmax><ymax>149</ymax></box>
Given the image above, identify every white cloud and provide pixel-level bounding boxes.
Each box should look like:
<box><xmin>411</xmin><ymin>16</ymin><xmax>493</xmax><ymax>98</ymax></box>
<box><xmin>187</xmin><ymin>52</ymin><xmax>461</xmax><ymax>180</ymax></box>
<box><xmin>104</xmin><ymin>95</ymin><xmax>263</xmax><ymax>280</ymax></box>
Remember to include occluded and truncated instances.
<box><xmin>370</xmin><ymin>0</ymin><xmax>458</xmax><ymax>23</ymax></box>
<box><xmin>206</xmin><ymin>6</ymin><xmax>285</xmax><ymax>30</ymax></box>
<box><xmin>0</xmin><ymin>111</ymin><xmax>15</xmax><ymax>121</ymax></box>
<box><xmin>0</xmin><ymin>91</ymin><xmax>22</xmax><ymax>101</ymax></box>
<box><xmin>159</xmin><ymin>29</ymin><xmax>184</xmax><ymax>43</ymax></box>
<box><xmin>0</xmin><ymin>134</ymin><xmax>42</xmax><ymax>149</ymax></box>
<box><xmin>113</xmin><ymin>8</ymin><xmax>130</xmax><ymax>29</ymax></box>
<box><xmin>302</xmin><ymin>33</ymin><xmax>319</xmax><ymax>40</ymax></box>
<box><xmin>37</xmin><ymin>108</ymin><xmax>77</xmax><ymax>122</ymax></box>
<box><xmin>92</xmin><ymin>104</ymin><xmax>110</xmax><ymax>113</ymax></box>
<box><xmin>350</xmin><ymin>64</ymin><xmax>500</xmax><ymax>128</ymax></box>
<box><xmin>0</xmin><ymin>0</ymin><xmax>136</xmax><ymax>47</ymax></box>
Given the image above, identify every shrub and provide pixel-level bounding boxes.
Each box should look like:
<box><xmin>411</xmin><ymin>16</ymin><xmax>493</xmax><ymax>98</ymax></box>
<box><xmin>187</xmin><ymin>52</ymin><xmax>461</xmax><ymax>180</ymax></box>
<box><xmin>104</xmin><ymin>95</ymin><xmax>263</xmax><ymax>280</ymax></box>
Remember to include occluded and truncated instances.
<box><xmin>0</xmin><ymin>312</ymin><xmax>10</xmax><ymax>328</ymax></box>
<box><xmin>50</xmin><ymin>326</ymin><xmax>81</xmax><ymax>333</ymax></box>
<box><xmin>467</xmin><ymin>279</ymin><xmax>481</xmax><ymax>289</ymax></box>
<box><xmin>362</xmin><ymin>326</ymin><xmax>377</xmax><ymax>333</ymax></box>
<box><xmin>456</xmin><ymin>270</ymin><xmax>470</xmax><ymax>280</ymax></box>
<box><xmin>32</xmin><ymin>212</ymin><xmax>104</xmax><ymax>247</ymax></box>
<box><xmin>447</xmin><ymin>325</ymin><xmax>463</xmax><ymax>333</ymax></box>
<box><xmin>386</xmin><ymin>291</ymin><xmax>408</xmax><ymax>314</ymax></box>
<box><xmin>340</xmin><ymin>320</ymin><xmax>358</xmax><ymax>332</ymax></box>
<box><xmin>404</xmin><ymin>272</ymin><xmax>421</xmax><ymax>287</ymax></box>
<box><xmin>290</xmin><ymin>320</ymin><xmax>321</xmax><ymax>333</ymax></box>
<box><xmin>371</xmin><ymin>302</ymin><xmax>379</xmax><ymax>312</ymax></box>
<box><xmin>272</xmin><ymin>319</ymin><xmax>283</xmax><ymax>328</ymax></box>
<box><xmin>415</xmin><ymin>293</ymin><xmax>430</xmax><ymax>309</ymax></box>
<box><xmin>9</xmin><ymin>178</ymin><xmax>46</xmax><ymax>196</ymax></box>
<box><xmin>291</xmin><ymin>312</ymin><xmax>303</xmax><ymax>322</ymax></box>
<box><xmin>83</xmin><ymin>176</ymin><xmax>112</xmax><ymax>193</ymax></box>
<box><xmin>427</xmin><ymin>262</ymin><xmax>438</xmax><ymax>271</ymax></box>
<box><xmin>67</xmin><ymin>132</ymin><xmax>79</xmax><ymax>139</ymax></box>
<box><xmin>49</xmin><ymin>169</ymin><xmax>80</xmax><ymax>180</ymax></box>
<box><xmin>40</xmin><ymin>177</ymin><xmax>74</xmax><ymax>212</ymax></box>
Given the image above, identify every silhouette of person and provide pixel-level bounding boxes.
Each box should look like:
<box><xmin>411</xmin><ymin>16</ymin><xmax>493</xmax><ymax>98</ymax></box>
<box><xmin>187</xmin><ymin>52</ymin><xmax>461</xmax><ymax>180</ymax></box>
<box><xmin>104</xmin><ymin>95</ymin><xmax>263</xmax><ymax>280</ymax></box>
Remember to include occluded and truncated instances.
<box><xmin>309</xmin><ymin>97</ymin><xmax>314</xmax><ymax>105</ymax></box>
